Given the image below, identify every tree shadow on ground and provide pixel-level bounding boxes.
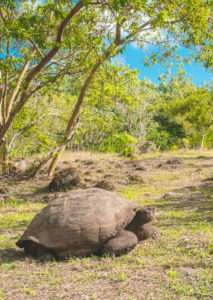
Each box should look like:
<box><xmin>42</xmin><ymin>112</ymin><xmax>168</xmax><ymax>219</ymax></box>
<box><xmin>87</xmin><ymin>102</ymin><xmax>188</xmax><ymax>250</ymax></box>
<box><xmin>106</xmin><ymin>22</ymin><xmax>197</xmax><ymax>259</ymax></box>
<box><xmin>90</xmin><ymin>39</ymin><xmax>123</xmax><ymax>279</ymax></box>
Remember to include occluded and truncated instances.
<box><xmin>156</xmin><ymin>178</ymin><xmax>213</xmax><ymax>226</ymax></box>
<box><xmin>196</xmin><ymin>155</ymin><xmax>213</xmax><ymax>160</ymax></box>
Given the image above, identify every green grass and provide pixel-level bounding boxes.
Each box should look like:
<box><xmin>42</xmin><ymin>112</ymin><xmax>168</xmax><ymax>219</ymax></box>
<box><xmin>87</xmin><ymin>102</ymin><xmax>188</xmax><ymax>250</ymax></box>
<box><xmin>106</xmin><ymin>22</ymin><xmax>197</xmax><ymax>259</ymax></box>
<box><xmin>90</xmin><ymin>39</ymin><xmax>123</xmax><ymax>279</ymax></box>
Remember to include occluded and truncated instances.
<box><xmin>0</xmin><ymin>150</ymin><xmax>213</xmax><ymax>299</ymax></box>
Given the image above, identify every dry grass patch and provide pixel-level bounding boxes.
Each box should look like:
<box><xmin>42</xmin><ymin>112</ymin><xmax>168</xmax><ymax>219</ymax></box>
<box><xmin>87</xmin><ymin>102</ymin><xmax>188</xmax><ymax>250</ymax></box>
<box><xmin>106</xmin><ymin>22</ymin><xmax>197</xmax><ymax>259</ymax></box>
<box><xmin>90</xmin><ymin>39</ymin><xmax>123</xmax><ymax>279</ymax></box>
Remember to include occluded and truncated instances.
<box><xmin>0</xmin><ymin>150</ymin><xmax>213</xmax><ymax>299</ymax></box>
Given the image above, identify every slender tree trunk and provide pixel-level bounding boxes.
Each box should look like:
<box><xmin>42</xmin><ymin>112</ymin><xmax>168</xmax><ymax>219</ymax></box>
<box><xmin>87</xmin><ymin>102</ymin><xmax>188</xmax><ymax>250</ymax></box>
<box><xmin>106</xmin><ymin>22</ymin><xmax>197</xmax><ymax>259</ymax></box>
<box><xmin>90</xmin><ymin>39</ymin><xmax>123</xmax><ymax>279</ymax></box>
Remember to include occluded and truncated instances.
<box><xmin>0</xmin><ymin>145</ymin><xmax>2</xmax><ymax>174</ymax></box>
<box><xmin>200</xmin><ymin>133</ymin><xmax>206</xmax><ymax>151</ymax></box>
<box><xmin>47</xmin><ymin>147</ymin><xmax>65</xmax><ymax>177</ymax></box>
<box><xmin>2</xmin><ymin>137</ymin><xmax>9</xmax><ymax>173</ymax></box>
<box><xmin>47</xmin><ymin>61</ymin><xmax>101</xmax><ymax>176</ymax></box>
<box><xmin>0</xmin><ymin>70</ymin><xmax>3</xmax><ymax>174</ymax></box>
<box><xmin>47</xmin><ymin>24</ymin><xmax>124</xmax><ymax>177</ymax></box>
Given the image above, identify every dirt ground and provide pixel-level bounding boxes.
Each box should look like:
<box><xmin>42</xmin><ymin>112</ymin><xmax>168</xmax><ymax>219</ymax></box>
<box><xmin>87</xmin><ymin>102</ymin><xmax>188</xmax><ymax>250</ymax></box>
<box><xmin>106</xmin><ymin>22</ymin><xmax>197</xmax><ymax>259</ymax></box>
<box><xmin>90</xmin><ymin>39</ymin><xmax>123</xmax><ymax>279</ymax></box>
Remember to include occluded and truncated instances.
<box><xmin>0</xmin><ymin>150</ymin><xmax>213</xmax><ymax>299</ymax></box>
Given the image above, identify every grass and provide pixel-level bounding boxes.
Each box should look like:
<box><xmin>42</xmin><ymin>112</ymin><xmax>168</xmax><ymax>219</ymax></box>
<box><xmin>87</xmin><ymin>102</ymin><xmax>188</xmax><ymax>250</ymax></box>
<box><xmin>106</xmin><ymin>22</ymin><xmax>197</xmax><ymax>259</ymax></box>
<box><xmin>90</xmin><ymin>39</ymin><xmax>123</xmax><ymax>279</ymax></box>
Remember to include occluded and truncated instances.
<box><xmin>0</xmin><ymin>150</ymin><xmax>213</xmax><ymax>299</ymax></box>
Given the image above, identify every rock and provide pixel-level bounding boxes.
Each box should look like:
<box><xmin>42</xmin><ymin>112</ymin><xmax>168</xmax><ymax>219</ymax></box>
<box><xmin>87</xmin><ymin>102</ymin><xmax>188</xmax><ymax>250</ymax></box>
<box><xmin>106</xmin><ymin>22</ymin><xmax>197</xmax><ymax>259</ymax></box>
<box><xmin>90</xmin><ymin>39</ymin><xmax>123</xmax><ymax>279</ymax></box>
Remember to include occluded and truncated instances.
<box><xmin>0</xmin><ymin>186</ymin><xmax>10</xmax><ymax>193</ymax></box>
<box><xmin>132</xmin><ymin>161</ymin><xmax>146</xmax><ymax>171</ymax></box>
<box><xmin>95</xmin><ymin>179</ymin><xmax>115</xmax><ymax>191</ymax></box>
<box><xmin>48</xmin><ymin>167</ymin><xmax>84</xmax><ymax>192</ymax></box>
<box><xmin>84</xmin><ymin>171</ymin><xmax>92</xmax><ymax>176</ymax></box>
<box><xmin>97</xmin><ymin>169</ymin><xmax>105</xmax><ymax>173</ymax></box>
<box><xmin>135</xmin><ymin>165</ymin><xmax>146</xmax><ymax>171</ymax></box>
<box><xmin>157</xmin><ymin>158</ymin><xmax>182</xmax><ymax>168</ymax></box>
<box><xmin>163</xmin><ymin>191</ymin><xmax>180</xmax><ymax>198</ymax></box>
<box><xmin>202</xmin><ymin>177</ymin><xmax>213</xmax><ymax>182</ymax></box>
<box><xmin>166</xmin><ymin>158</ymin><xmax>182</xmax><ymax>165</ymax></box>
<box><xmin>156</xmin><ymin>163</ymin><xmax>163</xmax><ymax>168</ymax></box>
<box><xmin>83</xmin><ymin>159</ymin><xmax>95</xmax><ymax>165</ymax></box>
<box><xmin>128</xmin><ymin>173</ymin><xmax>144</xmax><ymax>183</ymax></box>
<box><xmin>10</xmin><ymin>159</ymin><xmax>27</xmax><ymax>172</ymax></box>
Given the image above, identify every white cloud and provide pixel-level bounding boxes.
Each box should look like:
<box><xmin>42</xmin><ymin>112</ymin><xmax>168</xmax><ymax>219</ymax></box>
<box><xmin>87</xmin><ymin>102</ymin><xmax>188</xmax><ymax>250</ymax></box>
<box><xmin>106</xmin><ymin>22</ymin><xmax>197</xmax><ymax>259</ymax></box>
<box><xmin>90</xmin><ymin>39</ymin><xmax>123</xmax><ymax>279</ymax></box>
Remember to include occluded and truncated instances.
<box><xmin>130</xmin><ymin>41</ymin><xmax>140</xmax><ymax>49</ymax></box>
<box><xmin>111</xmin><ymin>54</ymin><xmax>126</xmax><ymax>66</ymax></box>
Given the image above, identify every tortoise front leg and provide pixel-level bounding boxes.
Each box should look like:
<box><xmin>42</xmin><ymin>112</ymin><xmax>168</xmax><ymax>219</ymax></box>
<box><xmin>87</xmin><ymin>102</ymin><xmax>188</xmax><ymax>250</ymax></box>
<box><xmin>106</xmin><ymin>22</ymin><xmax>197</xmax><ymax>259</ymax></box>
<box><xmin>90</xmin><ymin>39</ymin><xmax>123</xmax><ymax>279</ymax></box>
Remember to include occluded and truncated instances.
<box><xmin>101</xmin><ymin>230</ymin><xmax>138</xmax><ymax>257</ymax></box>
<box><xmin>136</xmin><ymin>224</ymin><xmax>158</xmax><ymax>241</ymax></box>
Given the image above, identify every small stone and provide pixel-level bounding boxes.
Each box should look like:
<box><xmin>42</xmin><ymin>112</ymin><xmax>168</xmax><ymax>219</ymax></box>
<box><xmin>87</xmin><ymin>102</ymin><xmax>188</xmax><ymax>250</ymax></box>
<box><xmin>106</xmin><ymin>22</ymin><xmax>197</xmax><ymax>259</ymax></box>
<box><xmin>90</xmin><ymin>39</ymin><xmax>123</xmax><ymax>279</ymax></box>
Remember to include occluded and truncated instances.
<box><xmin>84</xmin><ymin>160</ymin><xmax>95</xmax><ymax>165</ymax></box>
<box><xmin>128</xmin><ymin>173</ymin><xmax>144</xmax><ymax>183</ymax></box>
<box><xmin>202</xmin><ymin>177</ymin><xmax>213</xmax><ymax>182</ymax></box>
<box><xmin>84</xmin><ymin>171</ymin><xmax>91</xmax><ymax>176</ymax></box>
<box><xmin>157</xmin><ymin>163</ymin><xmax>163</xmax><ymax>168</ymax></box>
<box><xmin>166</xmin><ymin>158</ymin><xmax>182</xmax><ymax>165</ymax></box>
<box><xmin>95</xmin><ymin>179</ymin><xmax>115</xmax><ymax>191</ymax></box>
<box><xmin>0</xmin><ymin>186</ymin><xmax>10</xmax><ymax>193</ymax></box>
<box><xmin>163</xmin><ymin>192</ymin><xmax>179</xmax><ymax>198</ymax></box>
<box><xmin>96</xmin><ymin>169</ymin><xmax>104</xmax><ymax>173</ymax></box>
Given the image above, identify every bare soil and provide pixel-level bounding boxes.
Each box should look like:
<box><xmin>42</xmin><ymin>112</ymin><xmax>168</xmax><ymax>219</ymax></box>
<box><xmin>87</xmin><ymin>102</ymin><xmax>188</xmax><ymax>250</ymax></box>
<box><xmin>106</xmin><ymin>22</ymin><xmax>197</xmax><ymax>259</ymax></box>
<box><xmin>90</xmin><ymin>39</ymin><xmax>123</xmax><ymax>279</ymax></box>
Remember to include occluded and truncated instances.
<box><xmin>0</xmin><ymin>150</ymin><xmax>213</xmax><ymax>299</ymax></box>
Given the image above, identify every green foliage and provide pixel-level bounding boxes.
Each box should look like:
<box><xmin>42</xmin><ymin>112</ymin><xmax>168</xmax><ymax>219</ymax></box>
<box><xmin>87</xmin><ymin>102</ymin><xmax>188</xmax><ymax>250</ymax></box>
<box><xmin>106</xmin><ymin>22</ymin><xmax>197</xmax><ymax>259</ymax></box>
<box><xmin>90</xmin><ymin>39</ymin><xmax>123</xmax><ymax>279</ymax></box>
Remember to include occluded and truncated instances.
<box><xmin>160</xmin><ymin>79</ymin><xmax>213</xmax><ymax>150</ymax></box>
<box><xmin>10</xmin><ymin>69</ymin><xmax>213</xmax><ymax>157</ymax></box>
<box><xmin>205</xmin><ymin>128</ymin><xmax>213</xmax><ymax>149</ymax></box>
<box><xmin>9</xmin><ymin>91</ymin><xmax>72</xmax><ymax>157</ymax></box>
<box><xmin>1</xmin><ymin>0</ymin><xmax>212</xmax><ymax>164</ymax></box>
<box><xmin>100</xmin><ymin>132</ymin><xmax>138</xmax><ymax>155</ymax></box>
<box><xmin>147</xmin><ymin>116</ymin><xmax>185</xmax><ymax>150</ymax></box>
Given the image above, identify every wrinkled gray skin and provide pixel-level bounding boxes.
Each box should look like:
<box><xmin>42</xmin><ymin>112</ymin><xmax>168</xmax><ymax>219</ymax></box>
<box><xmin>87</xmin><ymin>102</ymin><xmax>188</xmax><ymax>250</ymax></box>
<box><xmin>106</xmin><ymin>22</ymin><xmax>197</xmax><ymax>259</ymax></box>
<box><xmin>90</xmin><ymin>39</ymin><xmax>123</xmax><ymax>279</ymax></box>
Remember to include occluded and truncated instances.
<box><xmin>101</xmin><ymin>206</ymin><xmax>158</xmax><ymax>257</ymax></box>
<box><xmin>125</xmin><ymin>206</ymin><xmax>158</xmax><ymax>241</ymax></box>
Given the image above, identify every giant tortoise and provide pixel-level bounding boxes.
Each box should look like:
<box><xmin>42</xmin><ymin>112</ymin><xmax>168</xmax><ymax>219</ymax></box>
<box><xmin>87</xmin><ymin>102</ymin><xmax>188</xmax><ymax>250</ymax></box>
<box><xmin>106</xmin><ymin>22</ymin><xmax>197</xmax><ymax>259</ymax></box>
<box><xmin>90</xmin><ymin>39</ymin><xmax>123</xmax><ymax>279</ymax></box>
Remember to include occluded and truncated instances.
<box><xmin>16</xmin><ymin>188</ymin><xmax>157</xmax><ymax>260</ymax></box>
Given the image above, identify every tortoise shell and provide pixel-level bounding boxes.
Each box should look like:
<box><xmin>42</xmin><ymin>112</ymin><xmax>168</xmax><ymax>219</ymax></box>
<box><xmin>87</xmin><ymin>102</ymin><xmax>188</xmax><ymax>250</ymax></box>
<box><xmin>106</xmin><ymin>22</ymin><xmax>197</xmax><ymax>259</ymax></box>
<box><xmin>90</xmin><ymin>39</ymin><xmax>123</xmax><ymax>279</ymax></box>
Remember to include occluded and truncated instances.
<box><xmin>17</xmin><ymin>188</ymin><xmax>138</xmax><ymax>258</ymax></box>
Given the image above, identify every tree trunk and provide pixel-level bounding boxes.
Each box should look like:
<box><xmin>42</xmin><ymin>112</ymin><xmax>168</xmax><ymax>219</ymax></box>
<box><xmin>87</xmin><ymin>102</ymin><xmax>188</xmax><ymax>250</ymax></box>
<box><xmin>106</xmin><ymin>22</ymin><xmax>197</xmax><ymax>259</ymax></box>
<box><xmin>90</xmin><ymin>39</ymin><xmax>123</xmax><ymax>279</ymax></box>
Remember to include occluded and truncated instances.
<box><xmin>0</xmin><ymin>145</ymin><xmax>2</xmax><ymax>174</ymax></box>
<box><xmin>47</xmin><ymin>28</ymin><xmax>124</xmax><ymax>177</ymax></box>
<box><xmin>47</xmin><ymin>61</ymin><xmax>101</xmax><ymax>177</ymax></box>
<box><xmin>200</xmin><ymin>133</ymin><xmax>206</xmax><ymax>151</ymax></box>
<box><xmin>2</xmin><ymin>137</ymin><xmax>9</xmax><ymax>174</ymax></box>
<box><xmin>47</xmin><ymin>147</ymin><xmax>64</xmax><ymax>177</ymax></box>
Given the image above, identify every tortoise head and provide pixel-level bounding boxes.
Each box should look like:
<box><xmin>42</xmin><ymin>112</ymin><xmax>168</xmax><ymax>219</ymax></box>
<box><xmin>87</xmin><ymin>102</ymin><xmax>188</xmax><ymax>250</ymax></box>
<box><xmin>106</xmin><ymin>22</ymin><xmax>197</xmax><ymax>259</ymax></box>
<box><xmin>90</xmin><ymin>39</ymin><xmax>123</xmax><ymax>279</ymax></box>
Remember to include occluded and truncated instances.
<box><xmin>135</xmin><ymin>206</ymin><xmax>157</xmax><ymax>225</ymax></box>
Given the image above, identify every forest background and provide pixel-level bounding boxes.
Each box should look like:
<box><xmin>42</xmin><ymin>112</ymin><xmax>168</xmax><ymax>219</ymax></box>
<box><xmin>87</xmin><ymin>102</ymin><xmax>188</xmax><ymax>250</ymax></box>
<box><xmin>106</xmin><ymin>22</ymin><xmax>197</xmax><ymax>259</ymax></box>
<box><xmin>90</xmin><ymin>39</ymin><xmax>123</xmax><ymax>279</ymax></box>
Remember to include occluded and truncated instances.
<box><xmin>0</xmin><ymin>0</ymin><xmax>212</xmax><ymax>175</ymax></box>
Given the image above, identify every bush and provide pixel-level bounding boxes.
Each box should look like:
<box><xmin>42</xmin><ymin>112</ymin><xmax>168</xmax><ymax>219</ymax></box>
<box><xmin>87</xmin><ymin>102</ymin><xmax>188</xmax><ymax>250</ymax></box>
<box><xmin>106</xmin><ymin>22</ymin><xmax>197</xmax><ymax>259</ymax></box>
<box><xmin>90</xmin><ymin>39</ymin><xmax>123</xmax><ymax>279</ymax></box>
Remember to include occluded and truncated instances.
<box><xmin>99</xmin><ymin>132</ymin><xmax>138</xmax><ymax>155</ymax></box>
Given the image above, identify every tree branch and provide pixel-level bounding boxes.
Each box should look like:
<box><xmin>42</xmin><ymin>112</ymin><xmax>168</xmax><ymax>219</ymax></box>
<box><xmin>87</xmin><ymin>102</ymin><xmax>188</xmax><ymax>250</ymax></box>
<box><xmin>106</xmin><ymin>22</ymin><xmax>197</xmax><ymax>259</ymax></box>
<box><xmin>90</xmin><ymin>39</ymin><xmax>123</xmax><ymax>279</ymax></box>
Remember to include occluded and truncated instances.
<box><xmin>6</xmin><ymin>60</ymin><xmax>31</xmax><ymax>118</ymax></box>
<box><xmin>0</xmin><ymin>6</ymin><xmax>6</xmax><ymax>23</ymax></box>
<box><xmin>8</xmin><ymin>113</ymin><xmax>60</xmax><ymax>153</ymax></box>
<box><xmin>0</xmin><ymin>0</ymin><xmax>84</xmax><ymax>144</ymax></box>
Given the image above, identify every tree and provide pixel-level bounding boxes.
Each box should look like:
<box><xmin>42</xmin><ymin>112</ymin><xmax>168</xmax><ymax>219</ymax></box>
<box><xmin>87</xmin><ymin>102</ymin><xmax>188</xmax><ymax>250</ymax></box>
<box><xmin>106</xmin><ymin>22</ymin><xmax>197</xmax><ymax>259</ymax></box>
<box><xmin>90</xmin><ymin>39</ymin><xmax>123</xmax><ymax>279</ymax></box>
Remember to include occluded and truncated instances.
<box><xmin>170</xmin><ymin>86</ymin><xmax>213</xmax><ymax>150</ymax></box>
<box><xmin>158</xmin><ymin>72</ymin><xmax>213</xmax><ymax>150</ymax></box>
<box><xmin>48</xmin><ymin>0</ymin><xmax>213</xmax><ymax>175</ymax></box>
<box><xmin>0</xmin><ymin>0</ymin><xmax>212</xmax><ymax>175</ymax></box>
<box><xmin>0</xmin><ymin>0</ymin><xmax>108</xmax><ymax>172</ymax></box>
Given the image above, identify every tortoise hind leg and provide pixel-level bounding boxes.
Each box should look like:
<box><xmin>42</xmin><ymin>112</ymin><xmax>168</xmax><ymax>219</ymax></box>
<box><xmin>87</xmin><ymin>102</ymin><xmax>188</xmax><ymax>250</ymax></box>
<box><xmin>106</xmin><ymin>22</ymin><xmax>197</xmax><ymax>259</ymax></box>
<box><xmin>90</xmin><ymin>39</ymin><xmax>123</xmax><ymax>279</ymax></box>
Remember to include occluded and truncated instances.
<box><xmin>101</xmin><ymin>230</ymin><xmax>138</xmax><ymax>257</ymax></box>
<box><xmin>36</xmin><ymin>245</ymin><xmax>56</xmax><ymax>262</ymax></box>
<box><xmin>23</xmin><ymin>240</ymin><xmax>56</xmax><ymax>261</ymax></box>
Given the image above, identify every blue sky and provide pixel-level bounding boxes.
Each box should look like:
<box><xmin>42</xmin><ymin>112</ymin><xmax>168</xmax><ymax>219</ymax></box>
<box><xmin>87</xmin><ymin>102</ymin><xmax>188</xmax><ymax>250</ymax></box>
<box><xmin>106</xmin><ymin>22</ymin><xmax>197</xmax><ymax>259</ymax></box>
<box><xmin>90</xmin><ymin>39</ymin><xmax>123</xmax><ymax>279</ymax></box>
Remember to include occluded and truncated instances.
<box><xmin>31</xmin><ymin>0</ymin><xmax>212</xmax><ymax>86</ymax></box>
<box><xmin>119</xmin><ymin>44</ymin><xmax>212</xmax><ymax>86</ymax></box>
